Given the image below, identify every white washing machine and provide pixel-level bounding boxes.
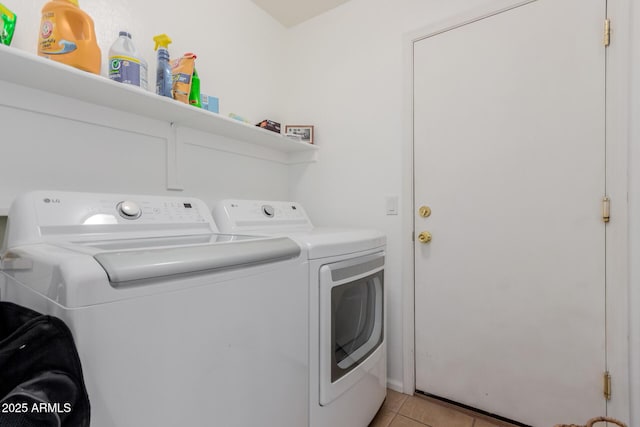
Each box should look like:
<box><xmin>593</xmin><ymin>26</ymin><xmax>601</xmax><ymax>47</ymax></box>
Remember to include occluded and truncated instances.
<box><xmin>213</xmin><ymin>200</ymin><xmax>387</xmax><ymax>427</ymax></box>
<box><xmin>0</xmin><ymin>191</ymin><xmax>309</xmax><ymax>427</ymax></box>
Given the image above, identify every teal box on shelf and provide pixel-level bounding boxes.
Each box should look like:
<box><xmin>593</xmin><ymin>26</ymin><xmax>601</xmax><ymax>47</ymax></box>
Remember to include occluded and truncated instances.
<box><xmin>202</xmin><ymin>94</ymin><xmax>219</xmax><ymax>113</ymax></box>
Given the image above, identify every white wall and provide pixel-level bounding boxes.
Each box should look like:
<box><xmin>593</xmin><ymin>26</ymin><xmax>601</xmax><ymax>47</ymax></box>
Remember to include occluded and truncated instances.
<box><xmin>8</xmin><ymin>0</ymin><xmax>287</xmax><ymax>123</ymax></box>
<box><xmin>0</xmin><ymin>79</ymin><xmax>292</xmax><ymax>209</ymax></box>
<box><xmin>284</xmin><ymin>0</ymin><xmax>505</xmax><ymax>390</ymax></box>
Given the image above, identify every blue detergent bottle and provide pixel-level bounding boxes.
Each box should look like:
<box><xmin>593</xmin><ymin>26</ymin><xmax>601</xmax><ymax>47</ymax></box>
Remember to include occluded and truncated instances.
<box><xmin>153</xmin><ymin>34</ymin><xmax>172</xmax><ymax>98</ymax></box>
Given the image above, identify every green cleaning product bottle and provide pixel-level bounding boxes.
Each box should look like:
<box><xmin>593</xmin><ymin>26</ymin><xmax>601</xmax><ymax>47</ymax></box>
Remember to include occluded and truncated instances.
<box><xmin>0</xmin><ymin>3</ymin><xmax>16</xmax><ymax>46</ymax></box>
<box><xmin>189</xmin><ymin>67</ymin><xmax>201</xmax><ymax>108</ymax></box>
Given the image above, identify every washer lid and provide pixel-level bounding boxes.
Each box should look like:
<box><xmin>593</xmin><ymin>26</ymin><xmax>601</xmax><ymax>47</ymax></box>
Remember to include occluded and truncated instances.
<box><xmin>93</xmin><ymin>236</ymin><xmax>300</xmax><ymax>284</ymax></box>
<box><xmin>1</xmin><ymin>235</ymin><xmax>302</xmax><ymax>307</ymax></box>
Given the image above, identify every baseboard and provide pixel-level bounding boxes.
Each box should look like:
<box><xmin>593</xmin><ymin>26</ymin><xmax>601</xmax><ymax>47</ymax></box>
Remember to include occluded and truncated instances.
<box><xmin>386</xmin><ymin>378</ymin><xmax>405</xmax><ymax>393</ymax></box>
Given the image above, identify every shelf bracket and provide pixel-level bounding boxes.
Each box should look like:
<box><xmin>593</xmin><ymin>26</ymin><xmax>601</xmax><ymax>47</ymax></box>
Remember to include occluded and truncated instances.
<box><xmin>288</xmin><ymin>149</ymin><xmax>320</xmax><ymax>164</ymax></box>
<box><xmin>166</xmin><ymin>122</ymin><xmax>184</xmax><ymax>191</ymax></box>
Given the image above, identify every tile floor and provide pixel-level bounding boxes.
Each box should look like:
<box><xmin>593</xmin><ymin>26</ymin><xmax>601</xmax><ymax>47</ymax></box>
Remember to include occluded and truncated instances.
<box><xmin>369</xmin><ymin>390</ymin><xmax>520</xmax><ymax>427</ymax></box>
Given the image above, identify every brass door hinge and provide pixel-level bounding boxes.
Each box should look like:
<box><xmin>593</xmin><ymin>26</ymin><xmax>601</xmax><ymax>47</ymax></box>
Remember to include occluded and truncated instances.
<box><xmin>602</xmin><ymin>196</ymin><xmax>610</xmax><ymax>223</ymax></box>
<box><xmin>604</xmin><ymin>19</ymin><xmax>611</xmax><ymax>47</ymax></box>
<box><xmin>603</xmin><ymin>371</ymin><xmax>612</xmax><ymax>400</ymax></box>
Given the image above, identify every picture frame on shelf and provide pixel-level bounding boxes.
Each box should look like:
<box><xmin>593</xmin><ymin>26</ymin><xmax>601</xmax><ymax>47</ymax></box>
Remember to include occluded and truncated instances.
<box><xmin>285</xmin><ymin>125</ymin><xmax>314</xmax><ymax>144</ymax></box>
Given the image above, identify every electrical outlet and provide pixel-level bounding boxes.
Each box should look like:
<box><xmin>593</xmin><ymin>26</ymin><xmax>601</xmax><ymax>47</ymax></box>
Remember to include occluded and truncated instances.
<box><xmin>385</xmin><ymin>196</ymin><xmax>398</xmax><ymax>215</ymax></box>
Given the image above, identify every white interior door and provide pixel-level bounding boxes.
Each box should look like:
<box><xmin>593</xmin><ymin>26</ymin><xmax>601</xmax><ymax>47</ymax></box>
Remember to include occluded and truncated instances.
<box><xmin>413</xmin><ymin>1</ymin><xmax>606</xmax><ymax>426</ymax></box>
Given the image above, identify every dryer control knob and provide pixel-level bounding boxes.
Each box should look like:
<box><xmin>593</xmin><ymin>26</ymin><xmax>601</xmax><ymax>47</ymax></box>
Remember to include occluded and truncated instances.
<box><xmin>262</xmin><ymin>205</ymin><xmax>275</xmax><ymax>218</ymax></box>
<box><xmin>117</xmin><ymin>201</ymin><xmax>142</xmax><ymax>219</ymax></box>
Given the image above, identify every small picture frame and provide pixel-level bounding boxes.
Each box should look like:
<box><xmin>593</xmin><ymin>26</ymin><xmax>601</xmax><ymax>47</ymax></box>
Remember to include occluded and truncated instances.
<box><xmin>285</xmin><ymin>125</ymin><xmax>314</xmax><ymax>144</ymax></box>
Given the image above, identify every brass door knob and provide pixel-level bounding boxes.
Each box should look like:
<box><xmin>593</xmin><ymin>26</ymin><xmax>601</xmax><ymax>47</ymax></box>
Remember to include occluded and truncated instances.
<box><xmin>418</xmin><ymin>231</ymin><xmax>432</xmax><ymax>244</ymax></box>
<box><xmin>418</xmin><ymin>206</ymin><xmax>431</xmax><ymax>218</ymax></box>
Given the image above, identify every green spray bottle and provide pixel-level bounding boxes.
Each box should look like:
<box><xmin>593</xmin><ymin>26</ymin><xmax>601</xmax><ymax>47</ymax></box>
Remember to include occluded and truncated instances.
<box><xmin>189</xmin><ymin>67</ymin><xmax>201</xmax><ymax>108</ymax></box>
<box><xmin>0</xmin><ymin>3</ymin><xmax>16</xmax><ymax>46</ymax></box>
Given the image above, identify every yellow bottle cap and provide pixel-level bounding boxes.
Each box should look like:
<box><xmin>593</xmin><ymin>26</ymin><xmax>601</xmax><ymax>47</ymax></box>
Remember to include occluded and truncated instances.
<box><xmin>153</xmin><ymin>34</ymin><xmax>172</xmax><ymax>51</ymax></box>
<box><xmin>0</xmin><ymin>4</ymin><xmax>15</xmax><ymax>19</ymax></box>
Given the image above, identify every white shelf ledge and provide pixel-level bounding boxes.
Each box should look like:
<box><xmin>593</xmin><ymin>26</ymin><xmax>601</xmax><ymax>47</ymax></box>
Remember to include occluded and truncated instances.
<box><xmin>0</xmin><ymin>45</ymin><xmax>318</xmax><ymax>163</ymax></box>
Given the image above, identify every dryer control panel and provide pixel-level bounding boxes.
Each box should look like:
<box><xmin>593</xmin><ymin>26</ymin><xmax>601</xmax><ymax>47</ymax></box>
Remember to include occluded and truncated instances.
<box><xmin>213</xmin><ymin>200</ymin><xmax>313</xmax><ymax>233</ymax></box>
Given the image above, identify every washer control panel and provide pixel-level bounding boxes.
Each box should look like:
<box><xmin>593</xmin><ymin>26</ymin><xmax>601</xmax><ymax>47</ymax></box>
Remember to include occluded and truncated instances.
<box><xmin>30</xmin><ymin>192</ymin><xmax>211</xmax><ymax>227</ymax></box>
<box><xmin>6</xmin><ymin>191</ymin><xmax>218</xmax><ymax>247</ymax></box>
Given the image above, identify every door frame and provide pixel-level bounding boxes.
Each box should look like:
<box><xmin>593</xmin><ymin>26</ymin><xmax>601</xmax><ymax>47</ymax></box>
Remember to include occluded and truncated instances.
<box><xmin>400</xmin><ymin>0</ymin><xmax>631</xmax><ymax>421</ymax></box>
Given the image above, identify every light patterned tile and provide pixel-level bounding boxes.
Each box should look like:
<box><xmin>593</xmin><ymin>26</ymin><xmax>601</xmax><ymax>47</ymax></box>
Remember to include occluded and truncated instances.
<box><xmin>473</xmin><ymin>418</ymin><xmax>501</xmax><ymax>427</ymax></box>
<box><xmin>369</xmin><ymin>408</ymin><xmax>397</xmax><ymax>427</ymax></box>
<box><xmin>390</xmin><ymin>414</ymin><xmax>430</xmax><ymax>427</ymax></box>
<box><xmin>413</xmin><ymin>397</ymin><xmax>520</xmax><ymax>427</ymax></box>
<box><xmin>476</xmin><ymin>416</ymin><xmax>522</xmax><ymax>427</ymax></box>
<box><xmin>383</xmin><ymin>389</ymin><xmax>410</xmax><ymax>413</ymax></box>
<box><xmin>399</xmin><ymin>396</ymin><xmax>474</xmax><ymax>427</ymax></box>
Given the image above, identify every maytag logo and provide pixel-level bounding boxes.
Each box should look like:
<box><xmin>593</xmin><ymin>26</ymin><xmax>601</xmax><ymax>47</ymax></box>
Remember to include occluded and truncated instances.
<box><xmin>43</xmin><ymin>198</ymin><xmax>60</xmax><ymax>204</ymax></box>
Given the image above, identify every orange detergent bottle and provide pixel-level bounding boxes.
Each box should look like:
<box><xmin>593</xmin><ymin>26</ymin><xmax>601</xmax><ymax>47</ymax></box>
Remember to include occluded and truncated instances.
<box><xmin>37</xmin><ymin>0</ymin><xmax>101</xmax><ymax>74</ymax></box>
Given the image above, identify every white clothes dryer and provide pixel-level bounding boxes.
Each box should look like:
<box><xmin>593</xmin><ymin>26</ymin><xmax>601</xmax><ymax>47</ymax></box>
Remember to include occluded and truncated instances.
<box><xmin>0</xmin><ymin>191</ymin><xmax>309</xmax><ymax>427</ymax></box>
<box><xmin>213</xmin><ymin>199</ymin><xmax>387</xmax><ymax>427</ymax></box>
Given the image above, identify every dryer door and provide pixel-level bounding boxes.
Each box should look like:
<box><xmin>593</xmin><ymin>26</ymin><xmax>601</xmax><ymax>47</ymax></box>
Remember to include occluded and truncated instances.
<box><xmin>319</xmin><ymin>252</ymin><xmax>384</xmax><ymax>406</ymax></box>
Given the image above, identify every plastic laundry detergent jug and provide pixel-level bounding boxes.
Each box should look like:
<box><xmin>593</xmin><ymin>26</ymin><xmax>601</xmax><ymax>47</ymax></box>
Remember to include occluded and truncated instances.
<box><xmin>38</xmin><ymin>0</ymin><xmax>101</xmax><ymax>74</ymax></box>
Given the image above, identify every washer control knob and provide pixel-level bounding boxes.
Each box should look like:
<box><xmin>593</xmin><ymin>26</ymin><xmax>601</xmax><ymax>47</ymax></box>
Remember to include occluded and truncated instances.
<box><xmin>117</xmin><ymin>200</ymin><xmax>142</xmax><ymax>219</ymax></box>
<box><xmin>262</xmin><ymin>204</ymin><xmax>275</xmax><ymax>218</ymax></box>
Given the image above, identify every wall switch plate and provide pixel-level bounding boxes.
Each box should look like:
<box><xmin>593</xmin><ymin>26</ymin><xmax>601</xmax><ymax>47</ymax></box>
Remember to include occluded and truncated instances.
<box><xmin>386</xmin><ymin>196</ymin><xmax>398</xmax><ymax>215</ymax></box>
